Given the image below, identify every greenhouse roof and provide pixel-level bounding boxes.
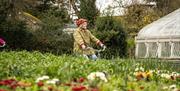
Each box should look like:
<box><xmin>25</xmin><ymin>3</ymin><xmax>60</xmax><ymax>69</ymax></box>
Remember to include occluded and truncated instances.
<box><xmin>137</xmin><ymin>8</ymin><xmax>180</xmax><ymax>39</ymax></box>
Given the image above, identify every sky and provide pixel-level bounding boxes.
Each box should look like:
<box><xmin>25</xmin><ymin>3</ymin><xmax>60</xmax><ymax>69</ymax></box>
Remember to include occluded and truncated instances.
<box><xmin>95</xmin><ymin>0</ymin><xmax>155</xmax><ymax>16</ymax></box>
<box><xmin>70</xmin><ymin>0</ymin><xmax>156</xmax><ymax>19</ymax></box>
<box><xmin>96</xmin><ymin>0</ymin><xmax>129</xmax><ymax>16</ymax></box>
<box><xmin>96</xmin><ymin>0</ymin><xmax>118</xmax><ymax>16</ymax></box>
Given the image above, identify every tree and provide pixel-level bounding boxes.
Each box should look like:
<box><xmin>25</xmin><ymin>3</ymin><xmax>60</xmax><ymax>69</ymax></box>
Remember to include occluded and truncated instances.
<box><xmin>145</xmin><ymin>0</ymin><xmax>180</xmax><ymax>16</ymax></box>
<box><xmin>69</xmin><ymin>0</ymin><xmax>80</xmax><ymax>17</ymax></box>
<box><xmin>0</xmin><ymin>0</ymin><xmax>8</xmax><ymax>22</ymax></box>
<box><xmin>0</xmin><ymin>0</ymin><xmax>38</xmax><ymax>21</ymax></box>
<box><xmin>79</xmin><ymin>0</ymin><xmax>98</xmax><ymax>28</ymax></box>
<box><xmin>68</xmin><ymin>0</ymin><xmax>99</xmax><ymax>28</ymax></box>
<box><xmin>94</xmin><ymin>16</ymin><xmax>127</xmax><ymax>58</ymax></box>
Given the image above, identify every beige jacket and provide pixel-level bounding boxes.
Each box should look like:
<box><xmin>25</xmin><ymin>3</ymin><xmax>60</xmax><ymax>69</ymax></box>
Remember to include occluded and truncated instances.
<box><xmin>73</xmin><ymin>28</ymin><xmax>99</xmax><ymax>55</ymax></box>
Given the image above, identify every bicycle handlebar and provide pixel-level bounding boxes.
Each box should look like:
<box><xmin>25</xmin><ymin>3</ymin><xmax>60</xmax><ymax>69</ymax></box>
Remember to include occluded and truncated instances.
<box><xmin>85</xmin><ymin>46</ymin><xmax>106</xmax><ymax>53</ymax></box>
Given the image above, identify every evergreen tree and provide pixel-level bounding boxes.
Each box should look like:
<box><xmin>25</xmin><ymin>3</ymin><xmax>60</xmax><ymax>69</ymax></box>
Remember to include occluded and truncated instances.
<box><xmin>79</xmin><ymin>0</ymin><xmax>99</xmax><ymax>28</ymax></box>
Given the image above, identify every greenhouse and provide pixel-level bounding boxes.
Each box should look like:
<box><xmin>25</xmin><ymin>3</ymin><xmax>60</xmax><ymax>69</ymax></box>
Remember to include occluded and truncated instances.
<box><xmin>135</xmin><ymin>8</ymin><xmax>180</xmax><ymax>59</ymax></box>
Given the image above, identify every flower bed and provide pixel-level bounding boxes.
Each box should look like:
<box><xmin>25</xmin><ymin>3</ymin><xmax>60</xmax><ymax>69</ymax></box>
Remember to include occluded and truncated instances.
<box><xmin>0</xmin><ymin>51</ymin><xmax>179</xmax><ymax>91</ymax></box>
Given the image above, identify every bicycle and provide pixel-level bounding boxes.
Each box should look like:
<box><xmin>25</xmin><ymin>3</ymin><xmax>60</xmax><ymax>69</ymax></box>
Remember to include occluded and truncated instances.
<box><xmin>83</xmin><ymin>46</ymin><xmax>106</xmax><ymax>60</ymax></box>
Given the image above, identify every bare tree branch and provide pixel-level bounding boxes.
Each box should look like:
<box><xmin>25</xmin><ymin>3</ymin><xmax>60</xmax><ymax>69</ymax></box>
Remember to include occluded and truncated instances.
<box><xmin>69</xmin><ymin>0</ymin><xmax>79</xmax><ymax>18</ymax></box>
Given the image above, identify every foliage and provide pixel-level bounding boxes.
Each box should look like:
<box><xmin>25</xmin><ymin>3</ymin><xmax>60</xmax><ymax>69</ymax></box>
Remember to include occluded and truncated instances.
<box><xmin>0</xmin><ymin>18</ymin><xmax>72</xmax><ymax>55</ymax></box>
<box><xmin>146</xmin><ymin>0</ymin><xmax>180</xmax><ymax>15</ymax></box>
<box><xmin>93</xmin><ymin>16</ymin><xmax>127</xmax><ymax>59</ymax></box>
<box><xmin>31</xmin><ymin>7</ymin><xmax>72</xmax><ymax>54</ymax></box>
<box><xmin>123</xmin><ymin>5</ymin><xmax>160</xmax><ymax>37</ymax></box>
<box><xmin>33</xmin><ymin>27</ymin><xmax>73</xmax><ymax>55</ymax></box>
<box><xmin>0</xmin><ymin>51</ymin><xmax>179</xmax><ymax>91</ymax></box>
<box><xmin>126</xmin><ymin>38</ymin><xmax>135</xmax><ymax>58</ymax></box>
<box><xmin>0</xmin><ymin>0</ymin><xmax>38</xmax><ymax>21</ymax></box>
<box><xmin>0</xmin><ymin>0</ymin><xmax>8</xmax><ymax>22</ymax></box>
<box><xmin>0</xmin><ymin>0</ymin><xmax>72</xmax><ymax>54</ymax></box>
<box><xmin>0</xmin><ymin>21</ymin><xmax>35</xmax><ymax>50</ymax></box>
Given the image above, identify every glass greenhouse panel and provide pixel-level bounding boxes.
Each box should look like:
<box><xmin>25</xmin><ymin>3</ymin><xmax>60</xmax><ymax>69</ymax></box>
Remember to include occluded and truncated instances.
<box><xmin>160</xmin><ymin>42</ymin><xmax>171</xmax><ymax>57</ymax></box>
<box><xmin>173</xmin><ymin>42</ymin><xmax>180</xmax><ymax>57</ymax></box>
<box><xmin>148</xmin><ymin>42</ymin><xmax>158</xmax><ymax>58</ymax></box>
<box><xmin>137</xmin><ymin>43</ymin><xmax>146</xmax><ymax>58</ymax></box>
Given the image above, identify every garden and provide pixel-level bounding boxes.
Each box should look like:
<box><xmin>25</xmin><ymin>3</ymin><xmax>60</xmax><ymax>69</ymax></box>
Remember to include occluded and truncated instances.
<box><xmin>0</xmin><ymin>0</ymin><xmax>180</xmax><ymax>91</ymax></box>
<box><xmin>0</xmin><ymin>51</ymin><xmax>179</xmax><ymax>91</ymax></box>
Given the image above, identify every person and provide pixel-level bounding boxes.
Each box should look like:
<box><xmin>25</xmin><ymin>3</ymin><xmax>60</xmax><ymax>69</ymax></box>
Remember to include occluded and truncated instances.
<box><xmin>73</xmin><ymin>18</ymin><xmax>106</xmax><ymax>60</ymax></box>
<box><xmin>0</xmin><ymin>38</ymin><xmax>6</xmax><ymax>47</ymax></box>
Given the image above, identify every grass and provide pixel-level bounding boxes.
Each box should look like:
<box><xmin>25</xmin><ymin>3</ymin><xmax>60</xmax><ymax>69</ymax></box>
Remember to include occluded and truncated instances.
<box><xmin>0</xmin><ymin>51</ymin><xmax>179</xmax><ymax>91</ymax></box>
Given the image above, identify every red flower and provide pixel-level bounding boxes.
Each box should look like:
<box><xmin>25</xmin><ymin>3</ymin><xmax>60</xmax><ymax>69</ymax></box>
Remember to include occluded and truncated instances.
<box><xmin>0</xmin><ymin>81</ymin><xmax>6</xmax><ymax>85</ymax></box>
<box><xmin>37</xmin><ymin>81</ymin><xmax>44</xmax><ymax>87</ymax></box>
<box><xmin>10</xmin><ymin>84</ymin><xmax>19</xmax><ymax>89</ymax></box>
<box><xmin>0</xmin><ymin>79</ymin><xmax>19</xmax><ymax>89</ymax></box>
<box><xmin>0</xmin><ymin>79</ymin><xmax>18</xmax><ymax>89</ymax></box>
<box><xmin>2</xmin><ymin>79</ymin><xmax>16</xmax><ymax>85</ymax></box>
<box><xmin>0</xmin><ymin>89</ymin><xmax>7</xmax><ymax>91</ymax></box>
<box><xmin>78</xmin><ymin>77</ymin><xmax>85</xmax><ymax>83</ymax></box>
<box><xmin>72</xmin><ymin>85</ymin><xmax>86</xmax><ymax>91</ymax></box>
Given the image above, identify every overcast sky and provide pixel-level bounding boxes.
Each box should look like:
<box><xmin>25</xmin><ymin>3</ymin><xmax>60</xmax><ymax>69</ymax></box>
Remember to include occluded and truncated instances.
<box><xmin>96</xmin><ymin>0</ymin><xmax>128</xmax><ymax>16</ymax></box>
<box><xmin>96</xmin><ymin>0</ymin><xmax>115</xmax><ymax>15</ymax></box>
<box><xmin>96</xmin><ymin>0</ymin><xmax>150</xmax><ymax>16</ymax></box>
<box><xmin>71</xmin><ymin>0</ymin><xmax>154</xmax><ymax>19</ymax></box>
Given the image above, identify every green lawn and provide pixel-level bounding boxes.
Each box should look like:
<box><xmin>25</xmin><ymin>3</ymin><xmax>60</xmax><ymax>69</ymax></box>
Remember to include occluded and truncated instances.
<box><xmin>0</xmin><ymin>51</ymin><xmax>179</xmax><ymax>91</ymax></box>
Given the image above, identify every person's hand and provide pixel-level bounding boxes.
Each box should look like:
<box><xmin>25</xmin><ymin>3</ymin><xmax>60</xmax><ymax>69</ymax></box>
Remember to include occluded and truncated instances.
<box><xmin>100</xmin><ymin>43</ymin><xmax>106</xmax><ymax>49</ymax></box>
<box><xmin>81</xmin><ymin>44</ymin><xmax>92</xmax><ymax>50</ymax></box>
<box><xmin>85</xmin><ymin>47</ymin><xmax>92</xmax><ymax>50</ymax></box>
<box><xmin>81</xmin><ymin>44</ymin><xmax>86</xmax><ymax>50</ymax></box>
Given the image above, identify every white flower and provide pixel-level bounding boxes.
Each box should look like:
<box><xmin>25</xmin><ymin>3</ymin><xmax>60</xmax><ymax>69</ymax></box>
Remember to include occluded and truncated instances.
<box><xmin>36</xmin><ymin>78</ymin><xmax>44</xmax><ymax>83</ymax></box>
<box><xmin>160</xmin><ymin>73</ymin><xmax>171</xmax><ymax>79</ymax></box>
<box><xmin>87</xmin><ymin>72</ymin><xmax>108</xmax><ymax>82</ymax></box>
<box><xmin>135</xmin><ymin>68</ymin><xmax>139</xmax><ymax>71</ymax></box>
<box><xmin>46</xmin><ymin>80</ymin><xmax>56</xmax><ymax>84</ymax></box>
<box><xmin>52</xmin><ymin>78</ymin><xmax>59</xmax><ymax>82</ymax></box>
<box><xmin>139</xmin><ymin>67</ymin><xmax>144</xmax><ymax>71</ymax></box>
<box><xmin>87</xmin><ymin>72</ymin><xmax>96</xmax><ymax>81</ymax></box>
<box><xmin>35</xmin><ymin>75</ymin><xmax>50</xmax><ymax>83</ymax></box>
<box><xmin>171</xmin><ymin>72</ymin><xmax>179</xmax><ymax>77</ymax></box>
<box><xmin>162</xmin><ymin>86</ymin><xmax>168</xmax><ymax>90</ymax></box>
<box><xmin>169</xmin><ymin>84</ymin><xmax>176</xmax><ymax>90</ymax></box>
<box><xmin>41</xmin><ymin>76</ymin><xmax>50</xmax><ymax>80</ymax></box>
<box><xmin>46</xmin><ymin>78</ymin><xmax>59</xmax><ymax>85</ymax></box>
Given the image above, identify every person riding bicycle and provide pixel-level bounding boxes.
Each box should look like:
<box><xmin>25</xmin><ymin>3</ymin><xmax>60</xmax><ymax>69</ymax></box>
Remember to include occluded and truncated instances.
<box><xmin>73</xmin><ymin>18</ymin><xmax>106</xmax><ymax>60</ymax></box>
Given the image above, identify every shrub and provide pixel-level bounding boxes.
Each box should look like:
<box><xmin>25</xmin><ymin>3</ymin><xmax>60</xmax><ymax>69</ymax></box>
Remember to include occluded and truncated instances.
<box><xmin>93</xmin><ymin>16</ymin><xmax>127</xmax><ymax>59</ymax></box>
<box><xmin>0</xmin><ymin>6</ymin><xmax>73</xmax><ymax>55</ymax></box>
<box><xmin>33</xmin><ymin>26</ymin><xmax>73</xmax><ymax>54</ymax></box>
<box><xmin>0</xmin><ymin>21</ymin><xmax>35</xmax><ymax>50</ymax></box>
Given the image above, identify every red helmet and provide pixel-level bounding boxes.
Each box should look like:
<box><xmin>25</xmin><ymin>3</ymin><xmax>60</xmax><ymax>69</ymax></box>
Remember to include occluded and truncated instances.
<box><xmin>75</xmin><ymin>18</ymin><xmax>87</xmax><ymax>27</ymax></box>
